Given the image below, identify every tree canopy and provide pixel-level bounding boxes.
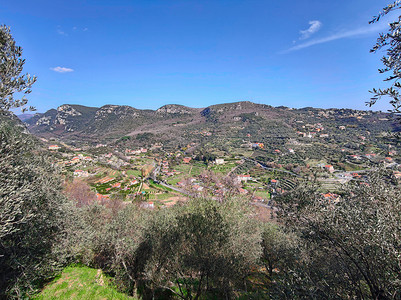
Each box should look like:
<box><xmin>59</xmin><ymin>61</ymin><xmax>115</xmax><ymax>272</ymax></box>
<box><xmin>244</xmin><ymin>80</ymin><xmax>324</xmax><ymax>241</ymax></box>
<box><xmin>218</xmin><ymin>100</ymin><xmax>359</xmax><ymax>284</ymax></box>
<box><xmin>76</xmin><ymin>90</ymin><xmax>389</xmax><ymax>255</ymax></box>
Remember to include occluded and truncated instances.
<box><xmin>0</xmin><ymin>25</ymin><xmax>36</xmax><ymax>112</ymax></box>
<box><xmin>369</xmin><ymin>2</ymin><xmax>401</xmax><ymax>120</ymax></box>
<box><xmin>274</xmin><ymin>172</ymin><xmax>401</xmax><ymax>299</ymax></box>
<box><xmin>0</xmin><ymin>122</ymin><xmax>72</xmax><ymax>297</ymax></box>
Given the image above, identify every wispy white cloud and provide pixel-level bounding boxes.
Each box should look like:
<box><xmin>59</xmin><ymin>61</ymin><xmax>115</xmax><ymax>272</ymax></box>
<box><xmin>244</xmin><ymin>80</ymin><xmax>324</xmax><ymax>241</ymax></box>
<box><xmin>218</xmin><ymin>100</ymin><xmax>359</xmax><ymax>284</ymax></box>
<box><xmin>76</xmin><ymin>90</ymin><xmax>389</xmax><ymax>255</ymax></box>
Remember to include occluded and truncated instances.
<box><xmin>58</xmin><ymin>26</ymin><xmax>88</xmax><ymax>35</ymax></box>
<box><xmin>57</xmin><ymin>29</ymin><xmax>67</xmax><ymax>36</ymax></box>
<box><xmin>282</xmin><ymin>22</ymin><xmax>388</xmax><ymax>54</ymax></box>
<box><xmin>50</xmin><ymin>66</ymin><xmax>74</xmax><ymax>73</ymax></box>
<box><xmin>72</xmin><ymin>26</ymin><xmax>88</xmax><ymax>31</ymax></box>
<box><xmin>300</xmin><ymin>20</ymin><xmax>322</xmax><ymax>40</ymax></box>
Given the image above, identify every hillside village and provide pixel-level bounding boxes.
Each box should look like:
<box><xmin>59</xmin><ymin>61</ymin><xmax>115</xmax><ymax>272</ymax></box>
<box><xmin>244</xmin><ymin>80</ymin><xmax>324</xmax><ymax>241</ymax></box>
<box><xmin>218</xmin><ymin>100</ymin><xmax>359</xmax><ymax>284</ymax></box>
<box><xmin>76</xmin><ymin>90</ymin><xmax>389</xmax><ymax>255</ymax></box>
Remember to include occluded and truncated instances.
<box><xmin>40</xmin><ymin>105</ymin><xmax>401</xmax><ymax>212</ymax></box>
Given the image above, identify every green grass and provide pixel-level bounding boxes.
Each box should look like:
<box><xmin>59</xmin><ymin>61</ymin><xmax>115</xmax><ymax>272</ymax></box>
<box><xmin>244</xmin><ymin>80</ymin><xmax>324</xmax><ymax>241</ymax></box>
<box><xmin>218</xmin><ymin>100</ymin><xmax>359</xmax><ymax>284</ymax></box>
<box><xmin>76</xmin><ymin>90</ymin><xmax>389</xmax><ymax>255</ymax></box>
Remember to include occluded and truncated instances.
<box><xmin>126</xmin><ymin>169</ymin><xmax>141</xmax><ymax>177</ymax></box>
<box><xmin>154</xmin><ymin>192</ymin><xmax>177</xmax><ymax>200</ymax></box>
<box><xmin>173</xmin><ymin>164</ymin><xmax>192</xmax><ymax>174</ymax></box>
<box><xmin>142</xmin><ymin>187</ymin><xmax>159</xmax><ymax>194</ymax></box>
<box><xmin>343</xmin><ymin>161</ymin><xmax>365</xmax><ymax>171</ymax></box>
<box><xmin>148</xmin><ymin>180</ymin><xmax>173</xmax><ymax>192</ymax></box>
<box><xmin>109</xmin><ymin>170</ymin><xmax>120</xmax><ymax>178</ymax></box>
<box><xmin>210</xmin><ymin>163</ymin><xmax>236</xmax><ymax>173</ymax></box>
<box><xmin>189</xmin><ymin>165</ymin><xmax>205</xmax><ymax>176</ymax></box>
<box><xmin>167</xmin><ymin>177</ymin><xmax>182</xmax><ymax>185</ymax></box>
<box><xmin>254</xmin><ymin>190</ymin><xmax>271</xmax><ymax>199</ymax></box>
<box><xmin>33</xmin><ymin>266</ymin><xmax>134</xmax><ymax>300</ymax></box>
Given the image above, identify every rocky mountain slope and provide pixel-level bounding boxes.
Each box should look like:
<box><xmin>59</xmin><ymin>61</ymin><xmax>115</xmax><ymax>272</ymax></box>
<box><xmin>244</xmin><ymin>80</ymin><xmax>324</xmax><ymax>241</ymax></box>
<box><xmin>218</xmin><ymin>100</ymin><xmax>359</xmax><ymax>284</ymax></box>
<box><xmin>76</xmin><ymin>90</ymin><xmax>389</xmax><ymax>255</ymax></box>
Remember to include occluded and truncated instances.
<box><xmin>25</xmin><ymin>101</ymin><xmax>398</xmax><ymax>147</ymax></box>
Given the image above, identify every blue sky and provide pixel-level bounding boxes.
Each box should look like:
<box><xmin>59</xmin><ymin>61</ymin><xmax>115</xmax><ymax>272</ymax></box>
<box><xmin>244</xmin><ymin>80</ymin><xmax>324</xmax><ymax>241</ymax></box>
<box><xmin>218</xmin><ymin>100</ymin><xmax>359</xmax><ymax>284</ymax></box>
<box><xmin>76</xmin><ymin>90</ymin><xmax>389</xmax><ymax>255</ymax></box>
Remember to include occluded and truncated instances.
<box><xmin>1</xmin><ymin>0</ymin><xmax>397</xmax><ymax>112</ymax></box>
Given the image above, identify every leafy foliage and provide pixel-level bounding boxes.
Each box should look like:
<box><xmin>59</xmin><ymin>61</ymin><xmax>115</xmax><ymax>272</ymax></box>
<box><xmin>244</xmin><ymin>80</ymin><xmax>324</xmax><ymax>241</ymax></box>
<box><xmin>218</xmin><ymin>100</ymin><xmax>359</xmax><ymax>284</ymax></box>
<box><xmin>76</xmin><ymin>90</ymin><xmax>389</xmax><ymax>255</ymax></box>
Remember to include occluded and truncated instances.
<box><xmin>0</xmin><ymin>119</ymin><xmax>72</xmax><ymax>297</ymax></box>
<box><xmin>69</xmin><ymin>198</ymin><xmax>262</xmax><ymax>299</ymax></box>
<box><xmin>0</xmin><ymin>25</ymin><xmax>36</xmax><ymax>112</ymax></box>
<box><xmin>369</xmin><ymin>2</ymin><xmax>401</xmax><ymax>119</ymax></box>
<box><xmin>274</xmin><ymin>172</ymin><xmax>401</xmax><ymax>299</ymax></box>
<box><xmin>135</xmin><ymin>198</ymin><xmax>261</xmax><ymax>299</ymax></box>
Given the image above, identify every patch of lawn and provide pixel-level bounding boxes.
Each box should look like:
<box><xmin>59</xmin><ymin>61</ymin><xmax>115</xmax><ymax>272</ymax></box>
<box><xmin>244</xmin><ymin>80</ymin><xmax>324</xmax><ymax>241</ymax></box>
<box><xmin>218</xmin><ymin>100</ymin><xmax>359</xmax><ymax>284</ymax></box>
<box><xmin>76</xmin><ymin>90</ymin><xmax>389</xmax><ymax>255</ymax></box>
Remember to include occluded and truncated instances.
<box><xmin>156</xmin><ymin>192</ymin><xmax>177</xmax><ymax>200</ymax></box>
<box><xmin>167</xmin><ymin>177</ymin><xmax>182</xmax><ymax>185</ymax></box>
<box><xmin>254</xmin><ymin>190</ymin><xmax>270</xmax><ymax>199</ymax></box>
<box><xmin>33</xmin><ymin>265</ymin><xmax>134</xmax><ymax>300</ymax></box>
<box><xmin>126</xmin><ymin>169</ymin><xmax>141</xmax><ymax>177</ymax></box>
<box><xmin>188</xmin><ymin>165</ymin><xmax>205</xmax><ymax>176</ymax></box>
<box><xmin>148</xmin><ymin>180</ymin><xmax>173</xmax><ymax>192</ymax></box>
<box><xmin>174</xmin><ymin>164</ymin><xmax>192</xmax><ymax>174</ymax></box>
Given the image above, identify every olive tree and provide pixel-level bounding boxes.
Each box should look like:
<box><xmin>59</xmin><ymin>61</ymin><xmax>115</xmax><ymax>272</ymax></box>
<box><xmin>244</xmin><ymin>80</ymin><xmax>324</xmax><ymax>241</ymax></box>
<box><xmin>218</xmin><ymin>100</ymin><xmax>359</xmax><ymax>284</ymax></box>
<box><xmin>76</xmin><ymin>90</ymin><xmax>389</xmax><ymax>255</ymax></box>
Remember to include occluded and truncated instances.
<box><xmin>368</xmin><ymin>2</ymin><xmax>401</xmax><ymax>119</ymax></box>
<box><xmin>0</xmin><ymin>25</ymin><xmax>36</xmax><ymax>113</ymax></box>
<box><xmin>275</xmin><ymin>172</ymin><xmax>401</xmax><ymax>299</ymax></box>
<box><xmin>0</xmin><ymin>25</ymin><xmax>37</xmax><ymax>113</ymax></box>
<box><xmin>0</xmin><ymin>122</ymin><xmax>72</xmax><ymax>297</ymax></box>
<box><xmin>135</xmin><ymin>198</ymin><xmax>262</xmax><ymax>300</ymax></box>
<box><xmin>0</xmin><ymin>26</ymin><xmax>72</xmax><ymax>297</ymax></box>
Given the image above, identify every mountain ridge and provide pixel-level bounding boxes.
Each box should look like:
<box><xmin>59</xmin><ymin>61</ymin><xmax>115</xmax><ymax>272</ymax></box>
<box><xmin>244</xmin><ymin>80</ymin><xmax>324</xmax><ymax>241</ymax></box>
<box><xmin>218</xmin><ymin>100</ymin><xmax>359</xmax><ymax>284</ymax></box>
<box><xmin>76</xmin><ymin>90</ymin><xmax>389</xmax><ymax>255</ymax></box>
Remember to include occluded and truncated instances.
<box><xmin>24</xmin><ymin>101</ymin><xmax>396</xmax><ymax>147</ymax></box>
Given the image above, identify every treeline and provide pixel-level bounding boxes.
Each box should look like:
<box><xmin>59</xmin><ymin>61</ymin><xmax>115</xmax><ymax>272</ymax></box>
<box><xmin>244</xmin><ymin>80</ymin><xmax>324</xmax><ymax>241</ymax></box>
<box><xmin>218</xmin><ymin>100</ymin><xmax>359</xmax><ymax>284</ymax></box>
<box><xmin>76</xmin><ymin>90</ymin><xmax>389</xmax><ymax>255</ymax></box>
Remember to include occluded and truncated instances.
<box><xmin>2</xmin><ymin>119</ymin><xmax>401</xmax><ymax>299</ymax></box>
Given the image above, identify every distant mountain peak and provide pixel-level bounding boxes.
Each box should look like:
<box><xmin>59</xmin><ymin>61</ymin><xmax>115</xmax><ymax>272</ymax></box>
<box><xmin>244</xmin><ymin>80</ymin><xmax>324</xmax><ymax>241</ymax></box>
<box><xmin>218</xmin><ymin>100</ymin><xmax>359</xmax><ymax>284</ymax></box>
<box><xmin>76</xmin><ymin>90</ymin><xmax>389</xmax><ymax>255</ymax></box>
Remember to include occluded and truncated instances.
<box><xmin>57</xmin><ymin>104</ymin><xmax>82</xmax><ymax>116</ymax></box>
<box><xmin>95</xmin><ymin>105</ymin><xmax>139</xmax><ymax>120</ymax></box>
<box><xmin>205</xmin><ymin>101</ymin><xmax>272</xmax><ymax>114</ymax></box>
<box><xmin>156</xmin><ymin>104</ymin><xmax>197</xmax><ymax>114</ymax></box>
<box><xmin>17</xmin><ymin>113</ymin><xmax>35</xmax><ymax>122</ymax></box>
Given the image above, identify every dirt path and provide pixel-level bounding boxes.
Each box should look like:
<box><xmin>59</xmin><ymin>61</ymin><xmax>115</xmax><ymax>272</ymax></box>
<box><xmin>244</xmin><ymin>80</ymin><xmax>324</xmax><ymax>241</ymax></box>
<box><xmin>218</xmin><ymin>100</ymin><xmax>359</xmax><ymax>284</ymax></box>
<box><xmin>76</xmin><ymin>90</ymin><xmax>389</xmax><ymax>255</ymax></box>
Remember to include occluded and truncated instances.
<box><xmin>95</xmin><ymin>269</ymin><xmax>104</xmax><ymax>286</ymax></box>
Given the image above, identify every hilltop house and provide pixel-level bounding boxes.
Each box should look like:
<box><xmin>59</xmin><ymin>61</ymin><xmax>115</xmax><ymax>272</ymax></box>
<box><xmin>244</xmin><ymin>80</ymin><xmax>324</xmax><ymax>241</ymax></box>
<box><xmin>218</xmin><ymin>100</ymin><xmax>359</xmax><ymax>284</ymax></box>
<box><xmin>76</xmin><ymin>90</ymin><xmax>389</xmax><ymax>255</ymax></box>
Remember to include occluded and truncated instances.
<box><xmin>141</xmin><ymin>202</ymin><xmax>154</xmax><ymax>209</ymax></box>
<box><xmin>183</xmin><ymin>157</ymin><xmax>192</xmax><ymax>164</ymax></box>
<box><xmin>73</xmin><ymin>170</ymin><xmax>89</xmax><ymax>177</ymax></box>
<box><xmin>193</xmin><ymin>185</ymin><xmax>204</xmax><ymax>191</ymax></box>
<box><xmin>238</xmin><ymin>188</ymin><xmax>248</xmax><ymax>195</ymax></box>
<box><xmin>251</xmin><ymin>143</ymin><xmax>264</xmax><ymax>150</ymax></box>
<box><xmin>70</xmin><ymin>157</ymin><xmax>80</xmax><ymax>164</ymax></box>
<box><xmin>96</xmin><ymin>193</ymin><xmax>110</xmax><ymax>201</ymax></box>
<box><xmin>322</xmin><ymin>193</ymin><xmax>340</xmax><ymax>202</ymax></box>
<box><xmin>215</xmin><ymin>158</ymin><xmax>225</xmax><ymax>165</ymax></box>
<box><xmin>237</xmin><ymin>174</ymin><xmax>252</xmax><ymax>182</ymax></box>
